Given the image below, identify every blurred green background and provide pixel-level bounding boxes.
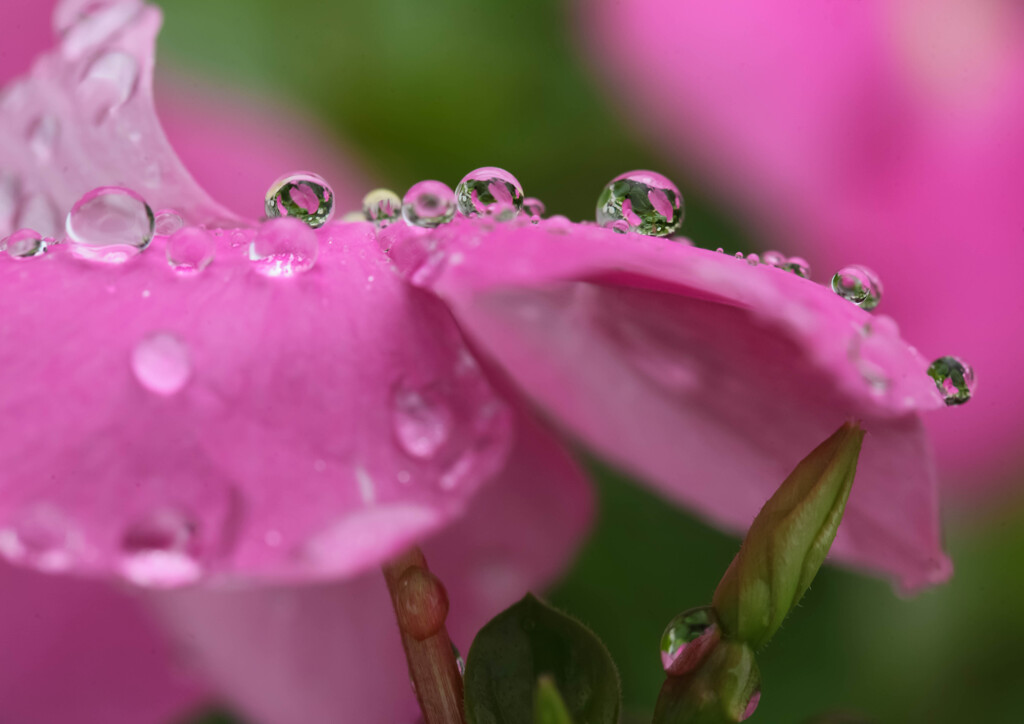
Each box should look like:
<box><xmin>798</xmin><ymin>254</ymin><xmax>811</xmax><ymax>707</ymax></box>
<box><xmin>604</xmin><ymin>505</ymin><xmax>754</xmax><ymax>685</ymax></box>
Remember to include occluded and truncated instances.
<box><xmin>153</xmin><ymin>2</ymin><xmax>1024</xmax><ymax>723</ymax></box>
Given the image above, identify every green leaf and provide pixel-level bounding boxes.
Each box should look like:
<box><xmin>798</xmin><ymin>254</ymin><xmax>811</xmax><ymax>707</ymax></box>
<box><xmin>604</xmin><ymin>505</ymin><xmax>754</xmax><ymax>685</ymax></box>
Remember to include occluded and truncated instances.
<box><xmin>713</xmin><ymin>422</ymin><xmax>864</xmax><ymax>649</ymax></box>
<box><xmin>465</xmin><ymin>593</ymin><xmax>620</xmax><ymax>724</ymax></box>
<box><xmin>534</xmin><ymin>676</ymin><xmax>575</xmax><ymax>724</ymax></box>
<box><xmin>652</xmin><ymin>641</ymin><xmax>760</xmax><ymax>724</ymax></box>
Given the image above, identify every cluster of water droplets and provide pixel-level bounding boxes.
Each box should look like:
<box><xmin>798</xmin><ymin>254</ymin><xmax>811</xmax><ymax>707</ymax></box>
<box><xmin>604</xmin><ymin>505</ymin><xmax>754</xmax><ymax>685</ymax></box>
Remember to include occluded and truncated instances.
<box><xmin>715</xmin><ymin>247</ymin><xmax>811</xmax><ymax>278</ymax></box>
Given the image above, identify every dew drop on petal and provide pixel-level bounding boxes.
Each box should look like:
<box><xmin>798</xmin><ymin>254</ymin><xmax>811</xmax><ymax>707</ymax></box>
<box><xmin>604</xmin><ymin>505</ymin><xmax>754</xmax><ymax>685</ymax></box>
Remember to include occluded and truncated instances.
<box><xmin>264</xmin><ymin>171</ymin><xmax>334</xmax><ymax>228</ymax></box>
<box><xmin>740</xmin><ymin>689</ymin><xmax>762</xmax><ymax>721</ymax></box>
<box><xmin>249</xmin><ymin>217</ymin><xmax>319</xmax><ymax>277</ymax></box>
<box><xmin>831</xmin><ymin>264</ymin><xmax>883</xmax><ymax>310</ymax></box>
<box><xmin>66</xmin><ymin>186</ymin><xmax>154</xmax><ymax>263</ymax></box>
<box><xmin>0</xmin><ymin>505</ymin><xmax>84</xmax><ymax>573</ymax></box>
<box><xmin>523</xmin><ymin>197</ymin><xmax>545</xmax><ymax>222</ymax></box>
<box><xmin>401</xmin><ymin>180</ymin><xmax>456</xmax><ymax>228</ymax></box>
<box><xmin>455</xmin><ymin>167</ymin><xmax>524</xmax><ymax>220</ymax></box>
<box><xmin>154</xmin><ymin>209</ymin><xmax>183</xmax><ymax>236</ymax></box>
<box><xmin>660</xmin><ymin>606</ymin><xmax>717</xmax><ymax>671</ymax></box>
<box><xmin>761</xmin><ymin>250</ymin><xmax>786</xmax><ymax>267</ymax></box>
<box><xmin>119</xmin><ymin>508</ymin><xmax>202</xmax><ymax>588</ymax></box>
<box><xmin>392</xmin><ymin>383</ymin><xmax>453</xmax><ymax>460</ymax></box>
<box><xmin>131</xmin><ymin>332</ymin><xmax>191</xmax><ymax>396</ymax></box>
<box><xmin>596</xmin><ymin>170</ymin><xmax>684</xmax><ymax>237</ymax></box>
<box><xmin>746</xmin><ymin>252</ymin><xmax>760</xmax><ymax>266</ymax></box>
<box><xmin>166</xmin><ymin>227</ymin><xmax>215</xmax><ymax>274</ymax></box>
<box><xmin>3</xmin><ymin>228</ymin><xmax>47</xmax><ymax>258</ymax></box>
<box><xmin>78</xmin><ymin>50</ymin><xmax>138</xmax><ymax>121</ymax></box>
<box><xmin>362</xmin><ymin>188</ymin><xmax>403</xmax><ymax>227</ymax></box>
<box><xmin>609</xmin><ymin>219</ymin><xmax>630</xmax><ymax>234</ymax></box>
<box><xmin>781</xmin><ymin>256</ymin><xmax>811</xmax><ymax>278</ymax></box>
<box><xmin>928</xmin><ymin>355</ymin><xmax>975</xmax><ymax>406</ymax></box>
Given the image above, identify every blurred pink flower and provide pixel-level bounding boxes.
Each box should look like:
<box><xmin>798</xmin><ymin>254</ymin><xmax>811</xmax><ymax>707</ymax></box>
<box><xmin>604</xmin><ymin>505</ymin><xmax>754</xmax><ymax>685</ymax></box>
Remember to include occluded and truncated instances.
<box><xmin>580</xmin><ymin>0</ymin><xmax>1022</xmax><ymax>498</ymax></box>
<box><xmin>0</xmin><ymin>1</ymin><xmax>965</xmax><ymax>721</ymax></box>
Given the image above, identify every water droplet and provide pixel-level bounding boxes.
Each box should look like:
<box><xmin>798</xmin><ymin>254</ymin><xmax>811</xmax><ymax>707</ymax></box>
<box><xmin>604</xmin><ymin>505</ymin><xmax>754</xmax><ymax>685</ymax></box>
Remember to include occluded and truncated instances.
<box><xmin>746</xmin><ymin>252</ymin><xmax>760</xmax><ymax>266</ymax></box>
<box><xmin>265</xmin><ymin>171</ymin><xmax>334</xmax><ymax>228</ymax></box>
<box><xmin>740</xmin><ymin>689</ymin><xmax>761</xmax><ymax>721</ymax></box>
<box><xmin>28</xmin><ymin>115</ymin><xmax>59</xmax><ymax>161</ymax></box>
<box><xmin>928</xmin><ymin>356</ymin><xmax>975</xmax><ymax>406</ymax></box>
<box><xmin>154</xmin><ymin>209</ymin><xmax>183</xmax><ymax>236</ymax></box>
<box><xmin>523</xmin><ymin>197</ymin><xmax>545</xmax><ymax>222</ymax></box>
<box><xmin>0</xmin><ymin>505</ymin><xmax>83</xmax><ymax>572</ymax></box>
<box><xmin>715</xmin><ymin>247</ymin><xmax>724</xmax><ymax>253</ymax></box>
<box><xmin>362</xmin><ymin>188</ymin><xmax>402</xmax><ymax>227</ymax></box>
<box><xmin>761</xmin><ymin>250</ymin><xmax>786</xmax><ymax>267</ymax></box>
<box><xmin>66</xmin><ymin>186</ymin><xmax>154</xmax><ymax>263</ymax></box>
<box><xmin>831</xmin><ymin>265</ymin><xmax>883</xmax><ymax>310</ymax></box>
<box><xmin>120</xmin><ymin>508</ymin><xmax>202</xmax><ymax>588</ymax></box>
<box><xmin>249</xmin><ymin>218</ymin><xmax>319</xmax><ymax>277</ymax></box>
<box><xmin>781</xmin><ymin>256</ymin><xmax>811</xmax><ymax>278</ymax></box>
<box><xmin>166</xmin><ymin>227</ymin><xmax>215</xmax><ymax>274</ymax></box>
<box><xmin>451</xmin><ymin>642</ymin><xmax>466</xmax><ymax>677</ymax></box>
<box><xmin>392</xmin><ymin>383</ymin><xmax>453</xmax><ymax>460</ymax></box>
<box><xmin>401</xmin><ymin>180</ymin><xmax>456</xmax><ymax>228</ymax></box>
<box><xmin>596</xmin><ymin>170</ymin><xmax>684</xmax><ymax>237</ymax></box>
<box><xmin>131</xmin><ymin>332</ymin><xmax>191</xmax><ymax>396</ymax></box>
<box><xmin>3</xmin><ymin>229</ymin><xmax>47</xmax><ymax>258</ymax></box>
<box><xmin>661</xmin><ymin>606</ymin><xmax>717</xmax><ymax>671</ymax></box>
<box><xmin>609</xmin><ymin>219</ymin><xmax>630</xmax><ymax>234</ymax></box>
<box><xmin>455</xmin><ymin>167</ymin><xmax>524</xmax><ymax>220</ymax></box>
<box><xmin>78</xmin><ymin>50</ymin><xmax>138</xmax><ymax>121</ymax></box>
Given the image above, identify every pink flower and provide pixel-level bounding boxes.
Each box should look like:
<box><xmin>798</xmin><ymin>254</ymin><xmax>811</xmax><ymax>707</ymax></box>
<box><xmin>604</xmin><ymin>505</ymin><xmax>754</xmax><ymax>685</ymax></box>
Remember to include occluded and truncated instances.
<box><xmin>580</xmin><ymin>0</ymin><xmax>1020</xmax><ymax>498</ymax></box>
<box><xmin>0</xmin><ymin>2</ymin><xmax>962</xmax><ymax>721</ymax></box>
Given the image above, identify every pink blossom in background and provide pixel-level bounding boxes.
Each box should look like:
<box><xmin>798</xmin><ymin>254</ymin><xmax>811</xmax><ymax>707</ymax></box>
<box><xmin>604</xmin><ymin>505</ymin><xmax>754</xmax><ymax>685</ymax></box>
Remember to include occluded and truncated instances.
<box><xmin>0</xmin><ymin>1</ymin><xmax>971</xmax><ymax>721</ymax></box>
<box><xmin>580</xmin><ymin>0</ymin><xmax>1024</xmax><ymax>498</ymax></box>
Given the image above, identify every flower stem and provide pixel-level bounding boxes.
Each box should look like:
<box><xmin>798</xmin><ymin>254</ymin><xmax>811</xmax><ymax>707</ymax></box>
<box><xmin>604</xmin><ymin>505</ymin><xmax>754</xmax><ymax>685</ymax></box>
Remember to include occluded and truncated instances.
<box><xmin>383</xmin><ymin>547</ymin><xmax>466</xmax><ymax>724</ymax></box>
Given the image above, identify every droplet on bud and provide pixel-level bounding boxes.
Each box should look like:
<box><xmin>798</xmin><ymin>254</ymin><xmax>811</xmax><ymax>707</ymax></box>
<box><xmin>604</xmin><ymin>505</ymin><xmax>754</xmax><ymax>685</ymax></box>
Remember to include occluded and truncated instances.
<box><xmin>660</xmin><ymin>606</ymin><xmax>718</xmax><ymax>674</ymax></box>
<box><xmin>401</xmin><ymin>180</ymin><xmax>456</xmax><ymax>228</ymax></box>
<box><xmin>166</xmin><ymin>227</ymin><xmax>215</xmax><ymax>274</ymax></box>
<box><xmin>455</xmin><ymin>167</ymin><xmax>524</xmax><ymax>220</ymax></box>
<box><xmin>249</xmin><ymin>218</ymin><xmax>319</xmax><ymax>277</ymax></box>
<box><xmin>596</xmin><ymin>170</ymin><xmax>683</xmax><ymax>237</ymax></box>
<box><xmin>362</xmin><ymin>188</ymin><xmax>403</xmax><ymax>227</ymax></box>
<box><xmin>66</xmin><ymin>186</ymin><xmax>154</xmax><ymax>263</ymax></box>
<box><xmin>928</xmin><ymin>356</ymin><xmax>975</xmax><ymax>406</ymax></box>
<box><xmin>831</xmin><ymin>265</ymin><xmax>883</xmax><ymax>310</ymax></box>
<box><xmin>265</xmin><ymin>171</ymin><xmax>334</xmax><ymax>228</ymax></box>
<box><xmin>3</xmin><ymin>228</ymin><xmax>47</xmax><ymax>258</ymax></box>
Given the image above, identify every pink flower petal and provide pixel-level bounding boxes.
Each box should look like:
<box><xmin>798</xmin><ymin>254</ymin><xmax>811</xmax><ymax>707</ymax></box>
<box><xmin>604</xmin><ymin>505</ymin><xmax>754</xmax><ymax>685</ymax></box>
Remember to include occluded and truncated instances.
<box><xmin>151</xmin><ymin>404</ymin><xmax>593</xmax><ymax>724</ymax></box>
<box><xmin>395</xmin><ymin>217</ymin><xmax>949</xmax><ymax>590</ymax></box>
<box><xmin>0</xmin><ymin>3</ymin><xmax>235</xmax><ymax>237</ymax></box>
<box><xmin>0</xmin><ymin>222</ymin><xmax>514</xmax><ymax>584</ymax></box>
<box><xmin>580</xmin><ymin>0</ymin><xmax>1024</xmax><ymax>495</ymax></box>
<box><xmin>0</xmin><ymin>559</ymin><xmax>207</xmax><ymax>723</ymax></box>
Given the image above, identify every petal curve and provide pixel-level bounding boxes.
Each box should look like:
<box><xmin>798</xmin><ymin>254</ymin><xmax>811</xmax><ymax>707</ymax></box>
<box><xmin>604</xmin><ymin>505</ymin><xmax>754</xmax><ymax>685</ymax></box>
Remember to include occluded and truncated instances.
<box><xmin>398</xmin><ymin>218</ymin><xmax>950</xmax><ymax>590</ymax></box>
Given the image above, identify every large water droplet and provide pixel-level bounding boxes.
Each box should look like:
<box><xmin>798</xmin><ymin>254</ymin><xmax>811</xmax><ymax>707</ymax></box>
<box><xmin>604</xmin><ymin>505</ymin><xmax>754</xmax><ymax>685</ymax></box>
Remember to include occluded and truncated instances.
<box><xmin>596</xmin><ymin>170</ymin><xmax>683</xmax><ymax>237</ymax></box>
<box><xmin>249</xmin><ymin>218</ymin><xmax>319</xmax><ymax>277</ymax></box>
<box><xmin>402</xmin><ymin>180</ymin><xmax>456</xmax><ymax>228</ymax></box>
<box><xmin>3</xmin><ymin>229</ymin><xmax>47</xmax><ymax>258</ymax></box>
<box><xmin>928</xmin><ymin>356</ymin><xmax>975</xmax><ymax>406</ymax></box>
<box><xmin>265</xmin><ymin>171</ymin><xmax>334</xmax><ymax>228</ymax></box>
<box><xmin>831</xmin><ymin>265</ymin><xmax>883</xmax><ymax>310</ymax></box>
<box><xmin>119</xmin><ymin>508</ymin><xmax>202</xmax><ymax>588</ymax></box>
<box><xmin>362</xmin><ymin>188</ymin><xmax>402</xmax><ymax>227</ymax></box>
<box><xmin>0</xmin><ymin>505</ymin><xmax>83</xmax><ymax>572</ymax></box>
<box><xmin>28</xmin><ymin>115</ymin><xmax>59</xmax><ymax>161</ymax></box>
<box><xmin>660</xmin><ymin>606</ymin><xmax>717</xmax><ymax>671</ymax></box>
<box><xmin>66</xmin><ymin>186</ymin><xmax>154</xmax><ymax>262</ymax></box>
<box><xmin>392</xmin><ymin>383</ymin><xmax>453</xmax><ymax>460</ymax></box>
<box><xmin>455</xmin><ymin>167</ymin><xmax>524</xmax><ymax>220</ymax></box>
<box><xmin>166</xmin><ymin>227</ymin><xmax>215</xmax><ymax>274</ymax></box>
<box><xmin>132</xmin><ymin>332</ymin><xmax>191</xmax><ymax>396</ymax></box>
<box><xmin>78</xmin><ymin>50</ymin><xmax>138</xmax><ymax>121</ymax></box>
